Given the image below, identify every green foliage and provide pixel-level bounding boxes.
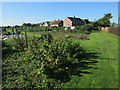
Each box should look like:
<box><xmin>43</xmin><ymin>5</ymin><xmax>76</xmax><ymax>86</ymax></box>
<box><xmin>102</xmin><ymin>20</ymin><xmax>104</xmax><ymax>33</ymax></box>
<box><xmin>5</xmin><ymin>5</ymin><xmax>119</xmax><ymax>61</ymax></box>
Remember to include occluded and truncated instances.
<box><xmin>79</xmin><ymin>24</ymin><xmax>93</xmax><ymax>31</ymax></box>
<box><xmin>3</xmin><ymin>33</ymin><xmax>94</xmax><ymax>88</ymax></box>
<box><xmin>2</xmin><ymin>40</ymin><xmax>11</xmax><ymax>49</ymax></box>
<box><xmin>3</xmin><ymin>31</ymin><xmax>11</xmax><ymax>35</ymax></box>
<box><xmin>28</xmin><ymin>26</ymin><xmax>46</xmax><ymax>32</ymax></box>
<box><xmin>2</xmin><ymin>40</ymin><xmax>15</xmax><ymax>60</ymax></box>
<box><xmin>26</xmin><ymin>35</ymin><xmax>87</xmax><ymax>80</ymax></box>
<box><xmin>96</xmin><ymin>13</ymin><xmax>113</xmax><ymax>28</ymax></box>
<box><xmin>22</xmin><ymin>23</ymin><xmax>31</xmax><ymax>27</ymax></box>
<box><xmin>50</xmin><ymin>26</ymin><xmax>65</xmax><ymax>31</ymax></box>
<box><xmin>12</xmin><ymin>37</ymin><xmax>26</xmax><ymax>51</ymax></box>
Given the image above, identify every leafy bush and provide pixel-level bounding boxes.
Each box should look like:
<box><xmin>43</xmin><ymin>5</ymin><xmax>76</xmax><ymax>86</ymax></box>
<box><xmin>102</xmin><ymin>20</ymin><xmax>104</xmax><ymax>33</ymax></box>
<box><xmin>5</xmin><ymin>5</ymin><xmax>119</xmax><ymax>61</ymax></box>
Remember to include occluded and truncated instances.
<box><xmin>2</xmin><ymin>33</ymin><xmax>98</xmax><ymax>88</ymax></box>
<box><xmin>2</xmin><ymin>40</ymin><xmax>14</xmax><ymax>59</ymax></box>
<box><xmin>12</xmin><ymin>37</ymin><xmax>26</xmax><ymax>51</ymax></box>
<box><xmin>28</xmin><ymin>26</ymin><xmax>47</xmax><ymax>32</ymax></box>
<box><xmin>26</xmin><ymin>34</ymin><xmax>86</xmax><ymax>81</ymax></box>
<box><xmin>3</xmin><ymin>31</ymin><xmax>11</xmax><ymax>35</ymax></box>
<box><xmin>2</xmin><ymin>40</ymin><xmax>9</xmax><ymax>48</ymax></box>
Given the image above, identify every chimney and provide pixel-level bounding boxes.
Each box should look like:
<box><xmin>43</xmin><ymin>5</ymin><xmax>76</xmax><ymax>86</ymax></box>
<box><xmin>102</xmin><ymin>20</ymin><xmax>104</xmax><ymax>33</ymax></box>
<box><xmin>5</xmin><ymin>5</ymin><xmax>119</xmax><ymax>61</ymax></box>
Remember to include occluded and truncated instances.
<box><xmin>73</xmin><ymin>16</ymin><xmax>75</xmax><ymax>18</ymax></box>
<box><xmin>87</xmin><ymin>18</ymin><xmax>88</xmax><ymax>20</ymax></box>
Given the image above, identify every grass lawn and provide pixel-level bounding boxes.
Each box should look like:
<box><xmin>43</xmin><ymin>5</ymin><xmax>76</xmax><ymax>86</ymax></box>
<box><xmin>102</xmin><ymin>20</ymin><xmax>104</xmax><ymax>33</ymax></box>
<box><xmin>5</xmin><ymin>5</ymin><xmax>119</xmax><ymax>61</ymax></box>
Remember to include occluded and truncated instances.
<box><xmin>3</xmin><ymin>31</ymin><xmax>118</xmax><ymax>88</ymax></box>
<box><xmin>63</xmin><ymin>31</ymin><xmax>118</xmax><ymax>88</ymax></box>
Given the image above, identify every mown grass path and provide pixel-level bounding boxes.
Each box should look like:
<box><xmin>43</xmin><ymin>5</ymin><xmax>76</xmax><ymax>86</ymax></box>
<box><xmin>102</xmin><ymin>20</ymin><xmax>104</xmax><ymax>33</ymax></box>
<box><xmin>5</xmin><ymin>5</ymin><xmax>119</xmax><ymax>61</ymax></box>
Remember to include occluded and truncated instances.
<box><xmin>63</xmin><ymin>31</ymin><xmax>118</xmax><ymax>88</ymax></box>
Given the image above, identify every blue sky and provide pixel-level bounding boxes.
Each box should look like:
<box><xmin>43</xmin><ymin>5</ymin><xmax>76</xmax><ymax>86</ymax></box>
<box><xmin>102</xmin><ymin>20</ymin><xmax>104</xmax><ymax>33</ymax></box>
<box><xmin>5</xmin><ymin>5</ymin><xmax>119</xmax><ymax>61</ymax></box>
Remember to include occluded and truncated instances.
<box><xmin>2</xmin><ymin>2</ymin><xmax>118</xmax><ymax>26</ymax></box>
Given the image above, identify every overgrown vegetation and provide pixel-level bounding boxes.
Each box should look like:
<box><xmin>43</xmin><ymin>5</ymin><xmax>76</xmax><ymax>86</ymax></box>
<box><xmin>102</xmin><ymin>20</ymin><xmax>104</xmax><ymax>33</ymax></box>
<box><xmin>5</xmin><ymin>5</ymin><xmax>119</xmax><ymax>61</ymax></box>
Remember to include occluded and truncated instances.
<box><xmin>2</xmin><ymin>33</ymin><xmax>100</xmax><ymax>88</ymax></box>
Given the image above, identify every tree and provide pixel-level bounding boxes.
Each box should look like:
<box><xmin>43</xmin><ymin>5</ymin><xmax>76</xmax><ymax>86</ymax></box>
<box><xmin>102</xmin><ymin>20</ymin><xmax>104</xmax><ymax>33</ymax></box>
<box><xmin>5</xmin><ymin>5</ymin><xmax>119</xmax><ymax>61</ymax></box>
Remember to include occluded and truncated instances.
<box><xmin>96</xmin><ymin>13</ymin><xmax>113</xmax><ymax>28</ymax></box>
<box><xmin>22</xmin><ymin>23</ymin><xmax>31</xmax><ymax>28</ymax></box>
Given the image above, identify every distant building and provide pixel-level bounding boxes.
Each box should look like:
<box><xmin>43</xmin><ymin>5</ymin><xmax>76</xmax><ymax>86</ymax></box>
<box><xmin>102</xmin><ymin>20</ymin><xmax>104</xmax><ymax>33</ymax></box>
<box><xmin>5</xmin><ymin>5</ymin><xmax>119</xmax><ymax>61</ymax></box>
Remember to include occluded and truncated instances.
<box><xmin>50</xmin><ymin>19</ymin><xmax>63</xmax><ymax>27</ymax></box>
<box><xmin>39</xmin><ymin>22</ymin><xmax>45</xmax><ymax>26</ymax></box>
<box><xmin>43</xmin><ymin>21</ymin><xmax>50</xmax><ymax>27</ymax></box>
<box><xmin>63</xmin><ymin>16</ymin><xmax>89</xmax><ymax>27</ymax></box>
<box><xmin>39</xmin><ymin>21</ymin><xmax>50</xmax><ymax>27</ymax></box>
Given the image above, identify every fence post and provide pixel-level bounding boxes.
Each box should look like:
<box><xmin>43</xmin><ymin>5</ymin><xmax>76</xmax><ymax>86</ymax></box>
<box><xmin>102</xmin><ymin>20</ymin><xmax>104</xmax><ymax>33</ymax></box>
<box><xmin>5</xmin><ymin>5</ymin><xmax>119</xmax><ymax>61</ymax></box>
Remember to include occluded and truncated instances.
<box><xmin>16</xmin><ymin>29</ymin><xmax>19</xmax><ymax>39</ymax></box>
<box><xmin>46</xmin><ymin>27</ymin><xmax>49</xmax><ymax>42</ymax></box>
<box><xmin>34</xmin><ymin>27</ymin><xmax>35</xmax><ymax>39</ymax></box>
<box><xmin>25</xmin><ymin>30</ymin><xmax>28</xmax><ymax>48</ymax></box>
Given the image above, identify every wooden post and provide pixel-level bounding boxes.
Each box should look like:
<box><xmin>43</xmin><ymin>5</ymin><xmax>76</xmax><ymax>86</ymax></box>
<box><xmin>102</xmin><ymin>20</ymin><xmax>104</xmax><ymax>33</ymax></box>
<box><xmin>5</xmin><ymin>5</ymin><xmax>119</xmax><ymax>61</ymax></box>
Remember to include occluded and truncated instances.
<box><xmin>16</xmin><ymin>29</ymin><xmax>19</xmax><ymax>39</ymax></box>
<box><xmin>34</xmin><ymin>27</ymin><xmax>35</xmax><ymax>39</ymax></box>
<box><xmin>25</xmin><ymin>30</ymin><xmax>28</xmax><ymax>48</ymax></box>
<box><xmin>12</xmin><ymin>28</ymin><xmax>14</xmax><ymax>38</ymax></box>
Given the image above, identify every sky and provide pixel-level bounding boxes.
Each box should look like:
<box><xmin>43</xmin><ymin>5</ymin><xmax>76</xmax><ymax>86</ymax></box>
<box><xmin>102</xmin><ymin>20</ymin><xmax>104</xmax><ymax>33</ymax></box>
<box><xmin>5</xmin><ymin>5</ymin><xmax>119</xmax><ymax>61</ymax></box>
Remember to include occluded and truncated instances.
<box><xmin>1</xmin><ymin>0</ymin><xmax>120</xmax><ymax>2</ymax></box>
<box><xmin>1</xmin><ymin>2</ymin><xmax>118</xmax><ymax>26</ymax></box>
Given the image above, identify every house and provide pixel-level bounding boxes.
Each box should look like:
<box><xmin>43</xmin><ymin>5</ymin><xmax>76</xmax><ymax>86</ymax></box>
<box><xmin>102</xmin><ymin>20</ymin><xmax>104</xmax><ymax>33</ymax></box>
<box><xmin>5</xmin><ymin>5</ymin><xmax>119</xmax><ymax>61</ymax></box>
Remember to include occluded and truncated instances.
<box><xmin>50</xmin><ymin>19</ymin><xmax>63</xmax><ymax>27</ymax></box>
<box><xmin>63</xmin><ymin>16</ymin><xmax>89</xmax><ymax>27</ymax></box>
<box><xmin>39</xmin><ymin>22</ymin><xmax>45</xmax><ymax>26</ymax></box>
<box><xmin>39</xmin><ymin>21</ymin><xmax>50</xmax><ymax>27</ymax></box>
<box><xmin>43</xmin><ymin>21</ymin><xmax>50</xmax><ymax>27</ymax></box>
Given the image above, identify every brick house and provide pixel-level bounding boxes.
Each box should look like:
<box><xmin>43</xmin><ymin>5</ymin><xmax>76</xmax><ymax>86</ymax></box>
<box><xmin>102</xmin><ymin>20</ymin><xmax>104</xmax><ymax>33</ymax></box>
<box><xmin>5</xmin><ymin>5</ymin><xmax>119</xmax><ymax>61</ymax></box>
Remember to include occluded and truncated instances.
<box><xmin>50</xmin><ymin>19</ymin><xmax>63</xmax><ymax>27</ymax></box>
<box><xmin>63</xmin><ymin>16</ymin><xmax>89</xmax><ymax>27</ymax></box>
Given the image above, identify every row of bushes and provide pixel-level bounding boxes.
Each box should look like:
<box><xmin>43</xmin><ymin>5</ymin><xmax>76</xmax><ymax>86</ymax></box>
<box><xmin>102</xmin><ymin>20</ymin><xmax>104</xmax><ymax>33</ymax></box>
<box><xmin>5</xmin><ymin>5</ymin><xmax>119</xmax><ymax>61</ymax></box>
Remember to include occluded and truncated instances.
<box><xmin>2</xmin><ymin>31</ymin><xmax>21</xmax><ymax>35</ymax></box>
<box><xmin>28</xmin><ymin>26</ymin><xmax>65</xmax><ymax>32</ymax></box>
<box><xmin>3</xmin><ymin>23</ymin><xmax>100</xmax><ymax>35</ymax></box>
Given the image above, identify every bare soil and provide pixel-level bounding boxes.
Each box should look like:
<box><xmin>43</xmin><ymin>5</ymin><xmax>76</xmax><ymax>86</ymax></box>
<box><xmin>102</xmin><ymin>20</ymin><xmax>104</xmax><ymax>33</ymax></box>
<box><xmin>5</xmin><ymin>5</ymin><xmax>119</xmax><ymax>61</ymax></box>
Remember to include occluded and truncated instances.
<box><xmin>32</xmin><ymin>32</ymin><xmax>89</xmax><ymax>39</ymax></box>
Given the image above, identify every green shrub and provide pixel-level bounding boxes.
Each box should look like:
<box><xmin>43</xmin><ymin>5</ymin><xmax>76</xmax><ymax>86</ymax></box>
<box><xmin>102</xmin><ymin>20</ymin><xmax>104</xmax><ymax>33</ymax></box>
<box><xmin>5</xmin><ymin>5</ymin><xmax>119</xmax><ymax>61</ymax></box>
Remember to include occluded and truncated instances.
<box><xmin>3</xmin><ymin>33</ymin><xmax>94</xmax><ymax>88</ymax></box>
<box><xmin>26</xmin><ymin>34</ymin><xmax>85</xmax><ymax>80</ymax></box>
<box><xmin>3</xmin><ymin>31</ymin><xmax>11</xmax><ymax>35</ymax></box>
<box><xmin>27</xmin><ymin>26</ymin><xmax>46</xmax><ymax>32</ymax></box>
<box><xmin>12</xmin><ymin>37</ymin><xmax>26</xmax><ymax>51</ymax></box>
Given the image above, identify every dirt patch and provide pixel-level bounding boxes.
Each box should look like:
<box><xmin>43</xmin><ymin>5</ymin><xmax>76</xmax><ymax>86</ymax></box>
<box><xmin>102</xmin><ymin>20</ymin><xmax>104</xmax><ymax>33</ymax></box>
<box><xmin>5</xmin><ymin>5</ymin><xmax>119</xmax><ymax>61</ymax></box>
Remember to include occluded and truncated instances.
<box><xmin>31</xmin><ymin>32</ymin><xmax>89</xmax><ymax>40</ymax></box>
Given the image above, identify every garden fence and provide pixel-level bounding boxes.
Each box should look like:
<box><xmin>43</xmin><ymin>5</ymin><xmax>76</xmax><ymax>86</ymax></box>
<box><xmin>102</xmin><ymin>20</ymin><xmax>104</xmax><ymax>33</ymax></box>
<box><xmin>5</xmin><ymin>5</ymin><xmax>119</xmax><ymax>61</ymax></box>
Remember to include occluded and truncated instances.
<box><xmin>100</xmin><ymin>27</ymin><xmax>120</xmax><ymax>37</ymax></box>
